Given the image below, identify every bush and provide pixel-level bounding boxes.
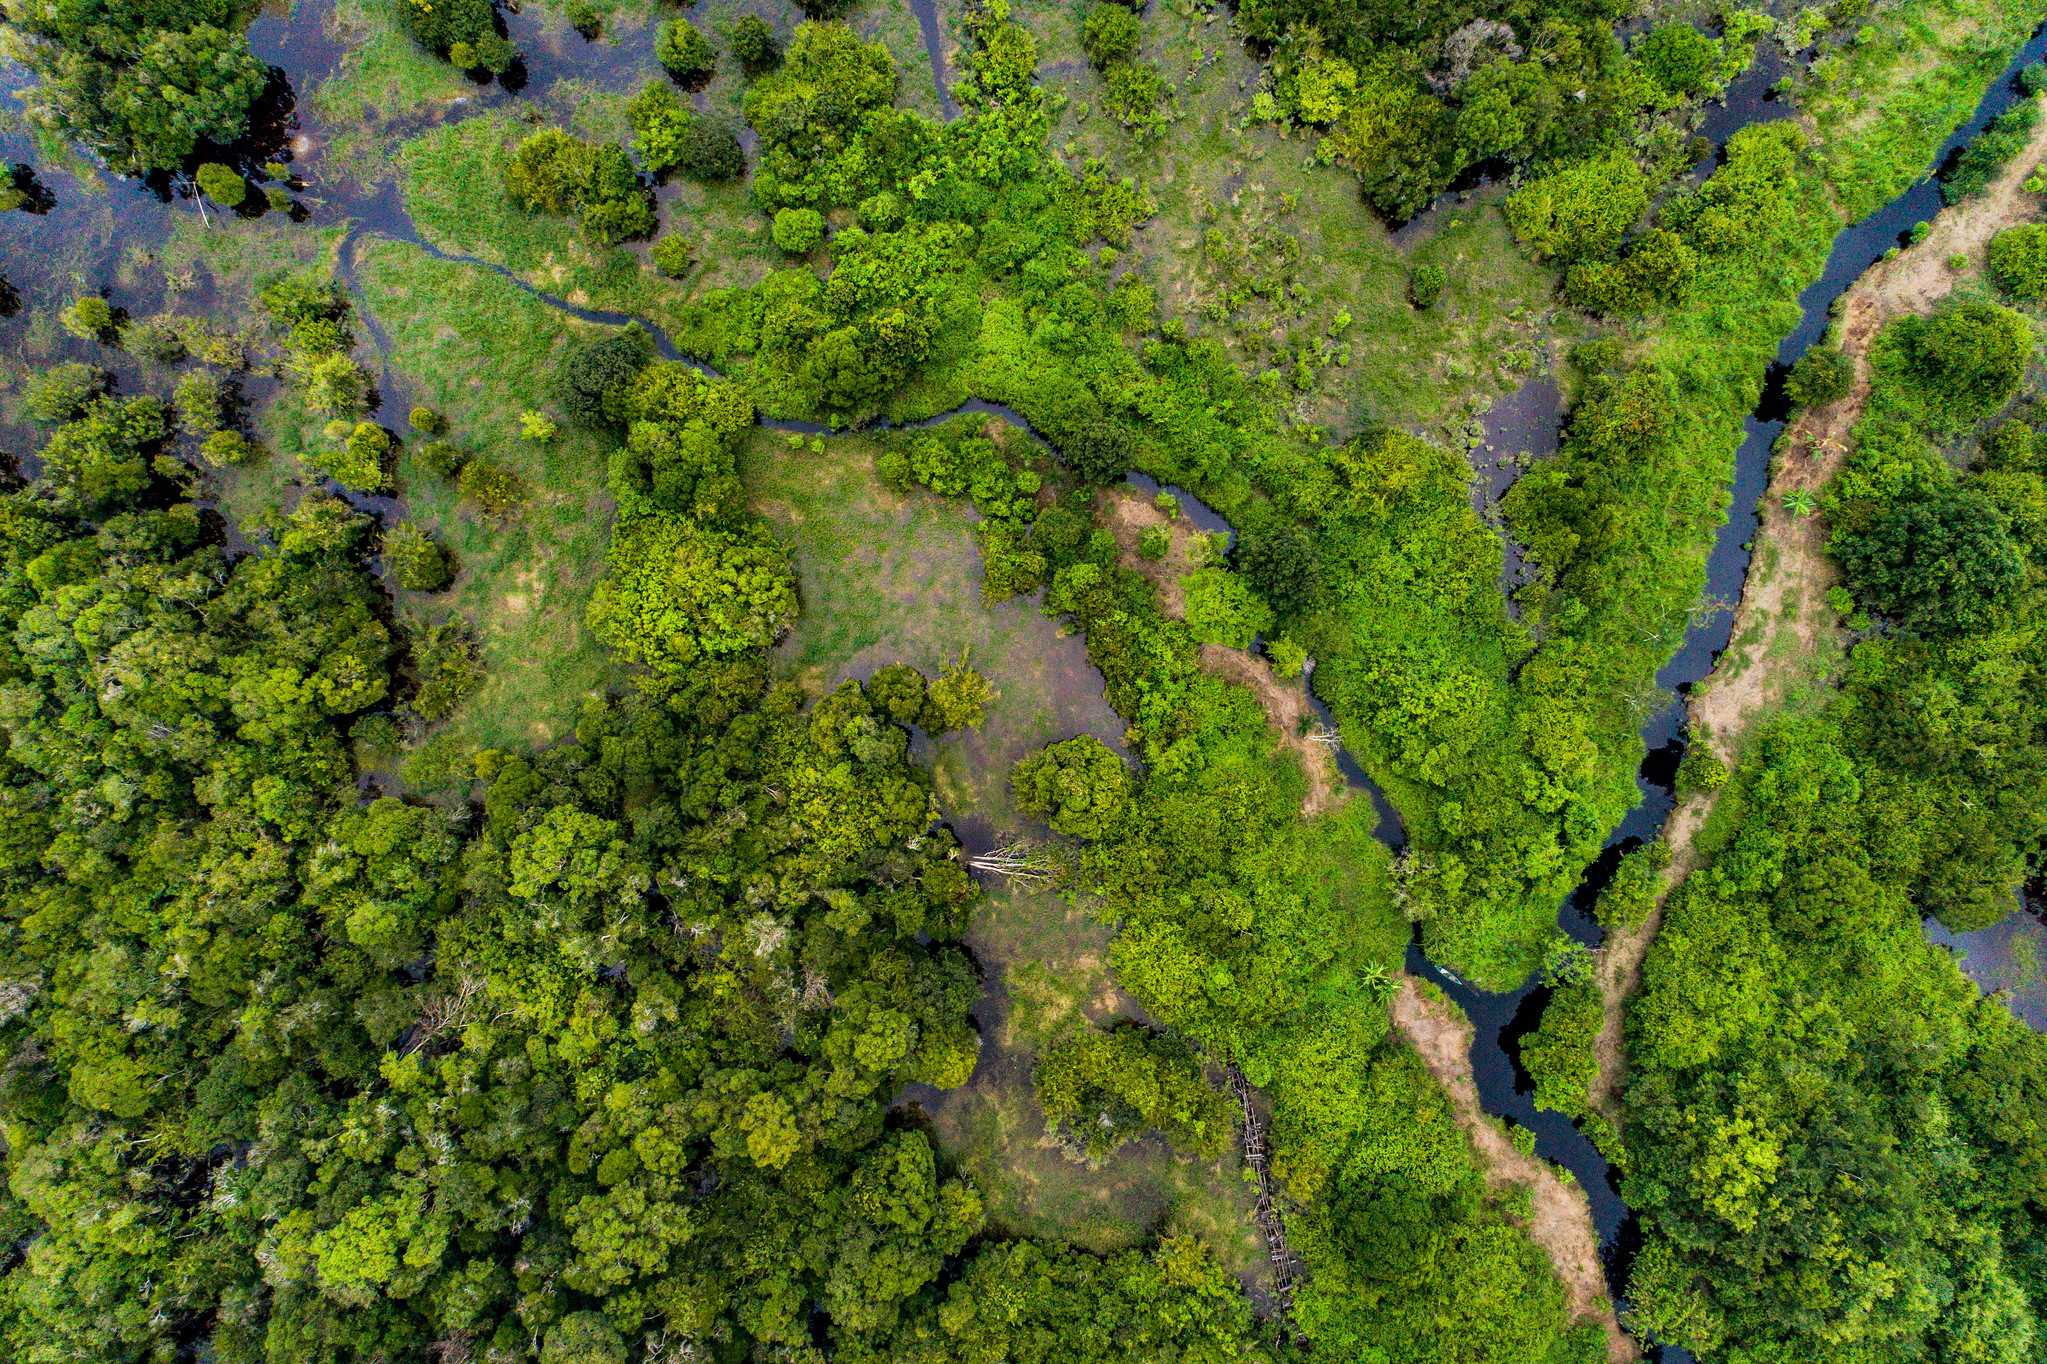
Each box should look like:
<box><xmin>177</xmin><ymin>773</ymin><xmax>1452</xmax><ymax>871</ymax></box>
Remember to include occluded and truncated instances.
<box><xmin>121</xmin><ymin>314</ymin><xmax>187</xmax><ymax>364</ymax></box>
<box><xmin>409</xmin><ymin>405</ymin><xmax>445</xmax><ymax>435</ymax></box>
<box><xmin>1988</xmin><ymin>223</ymin><xmax>2047</xmax><ymax>301</ymax></box>
<box><xmin>1101</xmin><ymin>59</ymin><xmax>1166</xmax><ymax>132</ymax></box>
<box><xmin>173</xmin><ymin>371</ymin><xmax>227</xmax><ymax>435</ymax></box>
<box><xmin>313</xmin><ymin>421</ymin><xmax>392</xmax><ymax>493</ymax></box>
<box><xmin>864</xmin><ymin>663</ymin><xmax>927</xmax><ymax>725</ymax></box>
<box><xmin>730</xmin><ymin>14</ymin><xmax>780</xmax><ymax>75</ymax></box>
<box><xmin>772</xmin><ymin>206</ymin><xmax>825</xmax><ymax>254</ymax></box>
<box><xmin>410</xmin><ymin>620</ymin><xmax>484</xmax><ymax>722</ymax></box>
<box><xmin>2022</xmin><ymin>62</ymin><xmax>2047</xmax><ymax>96</ymax></box>
<box><xmin>195</xmin><ymin>161</ymin><xmax>245</xmax><ymax>208</ymax></box>
<box><xmin>565</xmin><ymin>0</ymin><xmax>601</xmax><ymax>39</ymax></box>
<box><xmin>1634</xmin><ymin>24</ymin><xmax>1720</xmax><ymax>100</ymax></box>
<box><xmin>586</xmin><ymin>513</ymin><xmax>798</xmax><ymax>672</ymax></box>
<box><xmin>457</xmin><ymin>456</ymin><xmax>528</xmax><ymax>517</ymax></box>
<box><xmin>519</xmin><ymin>409</ymin><xmax>558</xmax><ymax>442</ymax></box>
<box><xmin>59</xmin><ymin>295</ymin><xmax>115</xmax><ymax>341</ymax></box>
<box><xmin>675</xmin><ymin>116</ymin><xmax>745</xmax><ymax>182</ymax></box>
<box><xmin>415</xmin><ymin>439</ymin><xmax>468</xmax><ymax>479</ymax></box>
<box><xmin>652</xmin><ymin>235</ymin><xmax>695</xmax><ymax>278</ymax></box>
<box><xmin>1034</xmin><ymin>1024</ymin><xmax>1232</xmax><ymax>1160</ymax></box>
<box><xmin>1783</xmin><ymin>344</ymin><xmax>1852</xmax><ymax>409</ymax></box>
<box><xmin>1505</xmin><ymin>151</ymin><xmax>1649</xmax><ymax>262</ymax></box>
<box><xmin>1941</xmin><ymin>101</ymin><xmax>2040</xmax><ymax>204</ymax></box>
<box><xmin>1235</xmin><ymin>523</ymin><xmax>1323</xmax><ymax>614</ymax></box>
<box><xmin>21</xmin><ymin>362</ymin><xmax>104</xmax><ymax>423</ymax></box>
<box><xmin>1081</xmin><ymin>3</ymin><xmax>1140</xmax><ymax>69</ymax></box>
<box><xmin>656</xmin><ymin>19</ymin><xmax>716</xmax><ymax>85</ymax></box>
<box><xmin>1895</xmin><ymin>300</ymin><xmax>2033</xmax><ymax>428</ymax></box>
<box><xmin>199</xmin><ymin>429</ymin><xmax>258</xmax><ymax>467</ymax></box>
<box><xmin>263</xmin><ymin>185</ymin><xmax>292</xmax><ymax>212</ymax></box>
<box><xmin>1137</xmin><ymin>524</ymin><xmax>1169</xmax><ymax>560</ymax></box>
<box><xmin>1674</xmin><ymin>744</ymin><xmax>1728</xmax><ymax>795</ymax></box>
<box><xmin>1183</xmin><ymin>566</ymin><xmax>1274</xmax><ymax>649</ymax></box>
<box><xmin>1409</xmin><ymin>262</ymin><xmax>1446</xmax><ymax>309</ymax></box>
<box><xmin>383</xmin><ymin>521</ymin><xmax>452</xmax><ymax>591</ymax></box>
<box><xmin>922</xmin><ymin>657</ymin><xmax>995</xmax><ymax>732</ymax></box>
<box><xmin>397</xmin><ymin>0</ymin><xmax>515</xmax><ymax>72</ymax></box>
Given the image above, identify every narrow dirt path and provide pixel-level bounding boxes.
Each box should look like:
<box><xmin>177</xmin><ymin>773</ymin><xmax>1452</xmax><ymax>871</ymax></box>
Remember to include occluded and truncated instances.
<box><xmin>1586</xmin><ymin>94</ymin><xmax>2047</xmax><ymax>1123</ymax></box>
<box><xmin>1390</xmin><ymin>978</ymin><xmax>1637</xmax><ymax>1364</ymax></box>
<box><xmin>1099</xmin><ymin>487</ymin><xmax>1345</xmax><ymax>816</ymax></box>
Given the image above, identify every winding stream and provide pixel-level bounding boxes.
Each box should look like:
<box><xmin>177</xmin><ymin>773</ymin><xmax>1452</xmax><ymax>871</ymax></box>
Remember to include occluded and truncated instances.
<box><xmin>4</xmin><ymin>5</ymin><xmax>2047</xmax><ymax>1358</ymax></box>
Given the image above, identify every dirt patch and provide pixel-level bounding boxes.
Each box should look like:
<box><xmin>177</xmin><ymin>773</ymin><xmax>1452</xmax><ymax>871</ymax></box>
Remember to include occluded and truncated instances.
<box><xmin>1099</xmin><ymin>485</ymin><xmax>1344</xmax><ymax>816</ymax></box>
<box><xmin>1390</xmin><ymin>977</ymin><xmax>1636</xmax><ymax>1364</ymax></box>
<box><xmin>1586</xmin><ymin>94</ymin><xmax>2047</xmax><ymax>1123</ymax></box>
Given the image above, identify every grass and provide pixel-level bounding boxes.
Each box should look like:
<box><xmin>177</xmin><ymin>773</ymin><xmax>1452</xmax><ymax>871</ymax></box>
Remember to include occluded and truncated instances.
<box><xmin>309</xmin><ymin>0</ymin><xmax>479</xmax><ymax>187</ymax></box>
<box><xmin>349</xmin><ymin>236</ymin><xmax>621</xmax><ymax>753</ymax></box>
<box><xmin>745</xmin><ymin>426</ymin><xmax>1265</xmax><ymax>1274</ymax></box>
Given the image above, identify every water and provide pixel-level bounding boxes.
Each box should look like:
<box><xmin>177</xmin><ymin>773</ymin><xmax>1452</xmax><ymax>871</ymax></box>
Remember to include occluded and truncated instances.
<box><xmin>1926</xmin><ymin>896</ymin><xmax>2047</xmax><ymax>1029</ymax></box>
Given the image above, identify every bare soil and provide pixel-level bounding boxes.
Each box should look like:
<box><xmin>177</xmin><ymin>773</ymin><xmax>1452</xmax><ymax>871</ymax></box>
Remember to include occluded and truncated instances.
<box><xmin>1390</xmin><ymin>978</ymin><xmax>1637</xmax><ymax>1364</ymax></box>
<box><xmin>1099</xmin><ymin>487</ymin><xmax>1344</xmax><ymax>816</ymax></box>
<box><xmin>1585</xmin><ymin>94</ymin><xmax>2047</xmax><ymax>1123</ymax></box>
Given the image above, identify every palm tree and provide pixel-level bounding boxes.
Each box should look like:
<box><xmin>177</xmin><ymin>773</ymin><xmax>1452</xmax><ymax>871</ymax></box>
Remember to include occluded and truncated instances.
<box><xmin>1783</xmin><ymin>487</ymin><xmax>1818</xmax><ymax>518</ymax></box>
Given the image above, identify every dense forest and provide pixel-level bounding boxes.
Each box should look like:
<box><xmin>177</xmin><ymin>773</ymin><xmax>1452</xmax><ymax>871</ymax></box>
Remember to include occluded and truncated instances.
<box><xmin>2</xmin><ymin>0</ymin><xmax>2046</xmax><ymax>1359</ymax></box>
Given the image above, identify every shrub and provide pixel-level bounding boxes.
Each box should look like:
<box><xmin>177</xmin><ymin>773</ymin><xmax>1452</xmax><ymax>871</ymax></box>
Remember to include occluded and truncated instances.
<box><xmin>383</xmin><ymin>521</ymin><xmax>452</xmax><ymax>591</ymax></box>
<box><xmin>1137</xmin><ymin>524</ymin><xmax>1169</xmax><ymax>560</ymax></box>
<box><xmin>299</xmin><ymin>353</ymin><xmax>372</xmax><ymax>417</ymax></box>
<box><xmin>1081</xmin><ymin>3</ymin><xmax>1140</xmax><ymax>69</ymax></box>
<box><xmin>730</xmin><ymin>15</ymin><xmax>780</xmax><ymax>75</ymax></box>
<box><xmin>519</xmin><ymin>409</ymin><xmax>558</xmax><ymax>442</ymax></box>
<box><xmin>1265</xmin><ymin>635</ymin><xmax>1307</xmax><ymax>677</ymax></box>
<box><xmin>410</xmin><ymin>620</ymin><xmax>484</xmax><ymax>721</ymax></box>
<box><xmin>1634</xmin><ymin>24</ymin><xmax>1719</xmax><ymax>100</ymax></box>
<box><xmin>195</xmin><ymin>161</ymin><xmax>244</xmax><ymax>208</ymax></box>
<box><xmin>864</xmin><ymin>663</ymin><xmax>927</xmax><ymax>725</ymax></box>
<box><xmin>652</xmin><ymin>235</ymin><xmax>695</xmax><ymax>278</ymax></box>
<box><xmin>173</xmin><ymin>371</ymin><xmax>227</xmax><ymax>435</ymax></box>
<box><xmin>1101</xmin><ymin>59</ymin><xmax>1166</xmax><ymax>132</ymax></box>
<box><xmin>772</xmin><ymin>206</ymin><xmax>825</xmax><ymax>254</ymax></box>
<box><xmin>1505</xmin><ymin>150</ymin><xmax>1649</xmax><ymax>262</ymax></box>
<box><xmin>1941</xmin><ymin>101</ymin><xmax>2040</xmax><ymax>204</ymax></box>
<box><xmin>409</xmin><ymin>405</ymin><xmax>445</xmax><ymax>435</ymax></box>
<box><xmin>1034</xmin><ymin>1024</ymin><xmax>1232</xmax><ymax>1159</ymax></box>
<box><xmin>199</xmin><ymin>429</ymin><xmax>258</xmax><ymax>467</ymax></box>
<box><xmin>397</xmin><ymin>0</ymin><xmax>515</xmax><ymax>72</ymax></box>
<box><xmin>121</xmin><ymin>314</ymin><xmax>187</xmax><ymax>364</ymax></box>
<box><xmin>264</xmin><ymin>185</ymin><xmax>292</xmax><ymax>212</ymax></box>
<box><xmin>2022</xmin><ymin>62</ymin><xmax>2047</xmax><ymax>96</ymax></box>
<box><xmin>22</xmin><ymin>362</ymin><xmax>105</xmax><ymax>423</ymax></box>
<box><xmin>457</xmin><ymin>456</ymin><xmax>528</xmax><ymax>517</ymax></box>
<box><xmin>586</xmin><ymin>513</ymin><xmax>798</xmax><ymax>672</ymax></box>
<box><xmin>316</xmin><ymin>421</ymin><xmax>393</xmax><ymax>492</ymax></box>
<box><xmin>59</xmin><ymin>295</ymin><xmax>115</xmax><ymax>341</ymax></box>
<box><xmin>1183</xmin><ymin>566</ymin><xmax>1274</xmax><ymax>649</ymax></box>
<box><xmin>1674</xmin><ymin>744</ymin><xmax>1728</xmax><ymax>795</ymax></box>
<box><xmin>566</xmin><ymin>0</ymin><xmax>601</xmax><ymax>39</ymax></box>
<box><xmin>1895</xmin><ymin>300</ymin><xmax>2033</xmax><ymax>428</ymax></box>
<box><xmin>1783</xmin><ymin>344</ymin><xmax>1852</xmax><ymax>409</ymax></box>
<box><xmin>656</xmin><ymin>19</ymin><xmax>716</xmax><ymax>85</ymax></box>
<box><xmin>674</xmin><ymin>116</ymin><xmax>744</xmax><ymax>182</ymax></box>
<box><xmin>415</xmin><ymin>439</ymin><xmax>468</xmax><ymax>479</ymax></box>
<box><xmin>1235</xmin><ymin>524</ymin><xmax>1323</xmax><ymax>614</ymax></box>
<box><xmin>1409</xmin><ymin>262</ymin><xmax>1447</xmax><ymax>309</ymax></box>
<box><xmin>1988</xmin><ymin>223</ymin><xmax>2047</xmax><ymax>301</ymax></box>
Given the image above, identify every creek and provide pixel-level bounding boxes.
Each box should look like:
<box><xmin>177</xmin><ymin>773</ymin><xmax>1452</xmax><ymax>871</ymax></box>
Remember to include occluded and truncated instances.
<box><xmin>5</xmin><ymin>6</ymin><xmax>2047</xmax><ymax>1359</ymax></box>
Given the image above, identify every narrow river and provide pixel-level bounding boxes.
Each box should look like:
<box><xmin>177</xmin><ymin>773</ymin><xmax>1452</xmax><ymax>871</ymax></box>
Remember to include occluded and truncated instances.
<box><xmin>4</xmin><ymin>7</ymin><xmax>2047</xmax><ymax>1360</ymax></box>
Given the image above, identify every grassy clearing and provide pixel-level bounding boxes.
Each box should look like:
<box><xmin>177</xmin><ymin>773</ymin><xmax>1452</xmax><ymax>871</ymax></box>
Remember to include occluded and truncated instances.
<box><xmin>746</xmin><ymin>427</ymin><xmax>1264</xmax><ymax>1271</ymax></box>
<box><xmin>348</xmin><ymin>236</ymin><xmax>620</xmax><ymax>753</ymax></box>
<box><xmin>308</xmin><ymin>0</ymin><xmax>479</xmax><ymax>187</ymax></box>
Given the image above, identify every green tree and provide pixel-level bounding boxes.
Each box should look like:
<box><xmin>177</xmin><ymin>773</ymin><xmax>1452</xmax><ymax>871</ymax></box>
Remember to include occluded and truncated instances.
<box><xmin>1012</xmin><ymin>736</ymin><xmax>1129</xmax><ymax>838</ymax></box>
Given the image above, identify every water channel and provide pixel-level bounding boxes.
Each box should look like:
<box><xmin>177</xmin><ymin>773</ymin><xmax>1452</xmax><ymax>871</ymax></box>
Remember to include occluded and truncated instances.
<box><xmin>5</xmin><ymin>6</ymin><xmax>2047</xmax><ymax>1359</ymax></box>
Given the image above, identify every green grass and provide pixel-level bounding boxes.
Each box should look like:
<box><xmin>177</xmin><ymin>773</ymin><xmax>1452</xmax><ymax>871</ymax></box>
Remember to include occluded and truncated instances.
<box><xmin>309</xmin><ymin>0</ymin><xmax>478</xmax><ymax>187</ymax></box>
<box><xmin>349</xmin><ymin>236</ymin><xmax>622</xmax><ymax>753</ymax></box>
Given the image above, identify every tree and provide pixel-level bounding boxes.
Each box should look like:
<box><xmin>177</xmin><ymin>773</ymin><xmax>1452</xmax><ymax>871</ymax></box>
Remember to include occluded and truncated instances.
<box><xmin>21</xmin><ymin>362</ymin><xmax>105</xmax><ymax>423</ymax></box>
<box><xmin>195</xmin><ymin>162</ymin><xmax>245</xmax><ymax>207</ymax></box>
<box><xmin>586</xmin><ymin>512</ymin><xmax>798</xmax><ymax>673</ymax></box>
<box><xmin>396</xmin><ymin>0</ymin><xmax>515</xmax><ymax>72</ymax></box>
<box><xmin>1837</xmin><ymin>483</ymin><xmax>2025</xmax><ymax>637</ymax></box>
<box><xmin>653</xmin><ymin>235</ymin><xmax>694</xmax><ymax>277</ymax></box>
<box><xmin>59</xmin><ymin>295</ymin><xmax>114</xmax><ymax>341</ymax></box>
<box><xmin>1236</xmin><ymin>523</ymin><xmax>1323</xmax><ymax>614</ymax></box>
<box><xmin>1900</xmin><ymin>300</ymin><xmax>2033</xmax><ymax>427</ymax></box>
<box><xmin>656</xmin><ymin>19</ymin><xmax>717</xmax><ymax>85</ymax></box>
<box><xmin>1634</xmin><ymin>24</ymin><xmax>1720</xmax><ymax>100</ymax></box>
<box><xmin>1012</xmin><ymin>736</ymin><xmax>1129</xmax><ymax>839</ymax></box>
<box><xmin>1183</xmin><ymin>567</ymin><xmax>1273</xmax><ymax>649</ymax></box>
<box><xmin>551</xmin><ymin>327</ymin><xmax>657</xmax><ymax>428</ymax></box>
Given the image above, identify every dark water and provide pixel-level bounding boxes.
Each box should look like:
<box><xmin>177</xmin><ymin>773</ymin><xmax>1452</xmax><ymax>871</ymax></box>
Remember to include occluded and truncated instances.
<box><xmin>1473</xmin><ymin>371</ymin><xmax>1561</xmax><ymax>603</ymax></box>
<box><xmin>908</xmin><ymin>0</ymin><xmax>960</xmax><ymax>121</ymax></box>
<box><xmin>1926</xmin><ymin>897</ymin><xmax>2047</xmax><ymax>1029</ymax></box>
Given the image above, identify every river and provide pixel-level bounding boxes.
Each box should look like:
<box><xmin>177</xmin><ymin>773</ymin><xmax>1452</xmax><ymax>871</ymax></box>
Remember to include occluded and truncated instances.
<box><xmin>4</xmin><ymin>6</ymin><xmax>2046</xmax><ymax>1360</ymax></box>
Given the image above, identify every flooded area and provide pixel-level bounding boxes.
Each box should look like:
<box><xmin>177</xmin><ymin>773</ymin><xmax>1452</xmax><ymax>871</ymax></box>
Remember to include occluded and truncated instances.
<box><xmin>1926</xmin><ymin>901</ymin><xmax>2047</xmax><ymax>1030</ymax></box>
